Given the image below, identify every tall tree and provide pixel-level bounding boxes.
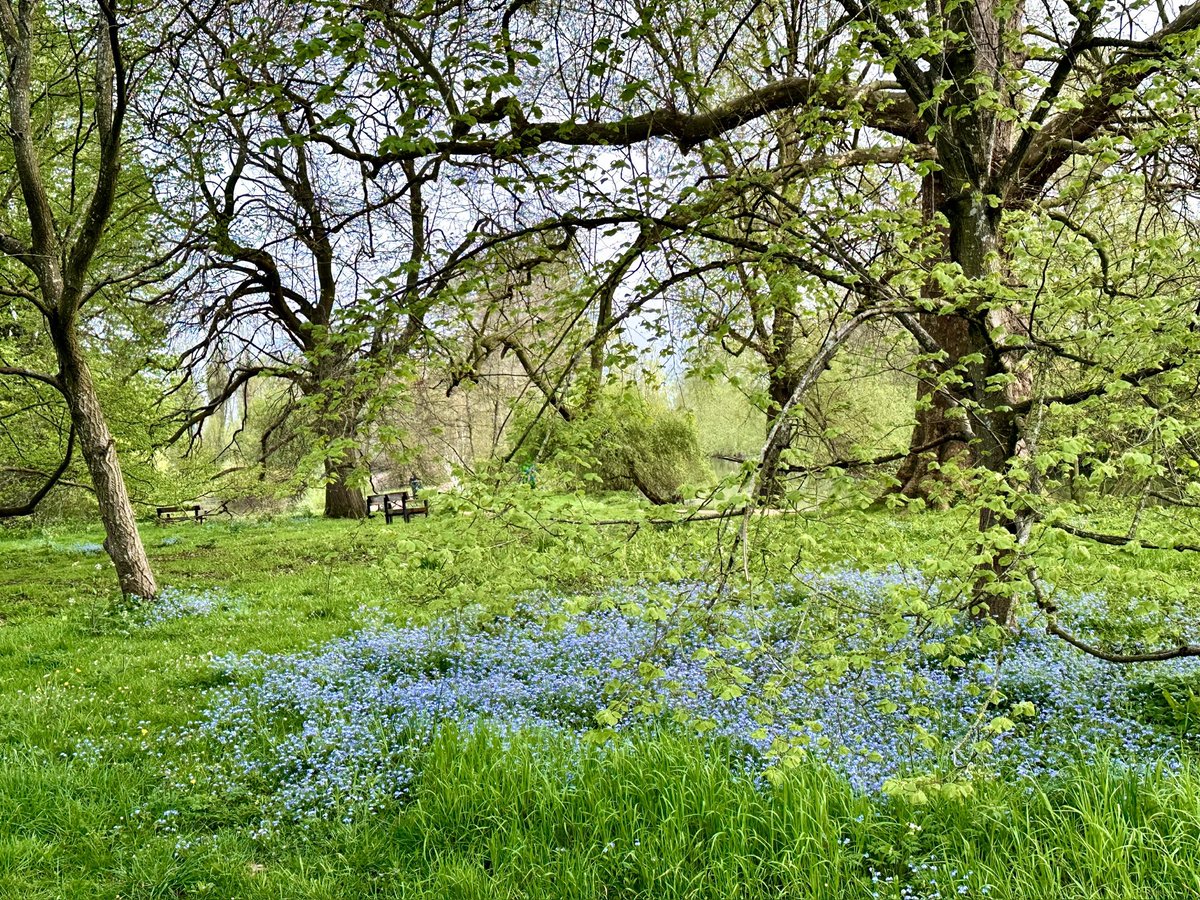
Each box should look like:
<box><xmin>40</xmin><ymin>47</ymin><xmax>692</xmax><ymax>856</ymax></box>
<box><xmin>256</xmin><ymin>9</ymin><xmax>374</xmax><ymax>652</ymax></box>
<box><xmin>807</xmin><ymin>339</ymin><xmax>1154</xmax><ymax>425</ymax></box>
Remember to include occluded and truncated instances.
<box><xmin>0</xmin><ymin>0</ymin><xmax>158</xmax><ymax>596</ymax></box>
<box><xmin>153</xmin><ymin>0</ymin><xmax>438</xmax><ymax>517</ymax></box>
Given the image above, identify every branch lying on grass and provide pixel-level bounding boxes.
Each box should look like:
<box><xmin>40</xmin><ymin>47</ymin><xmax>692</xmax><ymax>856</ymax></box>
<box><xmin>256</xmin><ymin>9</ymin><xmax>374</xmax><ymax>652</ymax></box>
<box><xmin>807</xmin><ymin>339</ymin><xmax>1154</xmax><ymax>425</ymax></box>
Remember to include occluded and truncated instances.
<box><xmin>554</xmin><ymin>507</ymin><xmax>750</xmax><ymax>527</ymax></box>
<box><xmin>1031</xmin><ymin>574</ymin><xmax>1200</xmax><ymax>663</ymax></box>
<box><xmin>547</xmin><ymin>506</ymin><xmax>818</xmax><ymax>527</ymax></box>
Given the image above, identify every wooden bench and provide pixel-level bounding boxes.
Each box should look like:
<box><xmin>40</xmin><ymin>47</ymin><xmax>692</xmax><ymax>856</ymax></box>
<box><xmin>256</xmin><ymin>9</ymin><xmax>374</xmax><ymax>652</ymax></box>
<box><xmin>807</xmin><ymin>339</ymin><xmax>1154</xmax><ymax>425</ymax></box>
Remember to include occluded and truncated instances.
<box><xmin>156</xmin><ymin>504</ymin><xmax>206</xmax><ymax>525</ymax></box>
<box><xmin>388</xmin><ymin>492</ymin><xmax>429</xmax><ymax>524</ymax></box>
<box><xmin>366</xmin><ymin>493</ymin><xmax>397</xmax><ymax>517</ymax></box>
<box><xmin>369</xmin><ymin>490</ymin><xmax>429</xmax><ymax>524</ymax></box>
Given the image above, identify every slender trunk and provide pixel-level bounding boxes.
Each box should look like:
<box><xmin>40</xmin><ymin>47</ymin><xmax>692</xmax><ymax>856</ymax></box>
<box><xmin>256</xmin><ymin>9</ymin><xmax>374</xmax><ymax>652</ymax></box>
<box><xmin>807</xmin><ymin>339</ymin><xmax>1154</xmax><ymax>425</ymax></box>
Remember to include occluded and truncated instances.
<box><xmin>3</xmin><ymin>0</ymin><xmax>152</xmax><ymax>595</ymax></box>
<box><xmin>757</xmin><ymin>283</ymin><xmax>803</xmax><ymax>504</ymax></box>
<box><xmin>54</xmin><ymin>328</ymin><xmax>157</xmax><ymax>598</ymax></box>
<box><xmin>584</xmin><ymin>289</ymin><xmax>613</xmax><ymax>411</ymax></box>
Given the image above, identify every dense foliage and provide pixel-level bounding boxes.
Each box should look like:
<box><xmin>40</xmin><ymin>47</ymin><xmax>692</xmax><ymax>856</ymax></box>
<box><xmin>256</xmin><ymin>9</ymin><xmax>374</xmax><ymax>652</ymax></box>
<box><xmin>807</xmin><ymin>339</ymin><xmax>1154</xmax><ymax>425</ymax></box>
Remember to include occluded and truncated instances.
<box><xmin>510</xmin><ymin>386</ymin><xmax>711</xmax><ymax>502</ymax></box>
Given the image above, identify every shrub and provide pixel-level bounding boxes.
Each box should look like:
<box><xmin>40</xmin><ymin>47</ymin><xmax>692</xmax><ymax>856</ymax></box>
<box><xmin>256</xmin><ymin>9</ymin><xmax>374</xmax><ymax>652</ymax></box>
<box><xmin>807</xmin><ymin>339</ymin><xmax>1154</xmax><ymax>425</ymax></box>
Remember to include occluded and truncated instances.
<box><xmin>511</xmin><ymin>386</ymin><xmax>711</xmax><ymax>502</ymax></box>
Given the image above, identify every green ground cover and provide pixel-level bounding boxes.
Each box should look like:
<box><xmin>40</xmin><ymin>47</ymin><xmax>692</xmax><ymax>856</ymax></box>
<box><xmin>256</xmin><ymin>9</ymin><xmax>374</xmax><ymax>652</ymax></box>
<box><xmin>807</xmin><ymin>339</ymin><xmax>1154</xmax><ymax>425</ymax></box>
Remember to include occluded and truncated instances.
<box><xmin>1</xmin><ymin>501</ymin><xmax>1198</xmax><ymax>898</ymax></box>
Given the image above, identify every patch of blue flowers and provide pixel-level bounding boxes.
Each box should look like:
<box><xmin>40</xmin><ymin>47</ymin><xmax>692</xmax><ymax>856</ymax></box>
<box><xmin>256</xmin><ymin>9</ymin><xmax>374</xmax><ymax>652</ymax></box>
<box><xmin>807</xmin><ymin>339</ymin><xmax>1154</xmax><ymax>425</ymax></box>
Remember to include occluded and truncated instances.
<box><xmin>178</xmin><ymin>569</ymin><xmax>1195</xmax><ymax>832</ymax></box>
<box><xmin>134</xmin><ymin>587</ymin><xmax>240</xmax><ymax>627</ymax></box>
<box><xmin>69</xmin><ymin>541</ymin><xmax>105</xmax><ymax>555</ymax></box>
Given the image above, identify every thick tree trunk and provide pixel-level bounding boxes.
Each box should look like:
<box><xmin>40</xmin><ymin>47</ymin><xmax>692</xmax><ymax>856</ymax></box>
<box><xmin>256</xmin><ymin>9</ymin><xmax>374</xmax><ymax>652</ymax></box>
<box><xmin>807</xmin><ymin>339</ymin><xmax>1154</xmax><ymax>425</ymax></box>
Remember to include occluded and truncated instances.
<box><xmin>323</xmin><ymin>453</ymin><xmax>367</xmax><ymax>519</ymax></box>
<box><xmin>758</xmin><ymin>366</ymin><xmax>798</xmax><ymax>503</ymax></box>
<box><xmin>314</xmin><ymin>390</ymin><xmax>367</xmax><ymax>519</ymax></box>
<box><xmin>922</xmin><ymin>0</ymin><xmax>1029</xmax><ymax>624</ymax></box>
<box><xmin>308</xmin><ymin>356</ymin><xmax>369</xmax><ymax>520</ymax></box>
<box><xmin>943</xmin><ymin>193</ymin><xmax>1028</xmax><ymax>627</ymax></box>
<box><xmin>891</xmin><ymin>313</ymin><xmax>974</xmax><ymax>503</ymax></box>
<box><xmin>756</xmin><ymin>284</ymin><xmax>805</xmax><ymax>505</ymax></box>
<box><xmin>55</xmin><ymin>330</ymin><xmax>158</xmax><ymax>598</ymax></box>
<box><xmin>891</xmin><ymin>175</ymin><xmax>975</xmax><ymax>502</ymax></box>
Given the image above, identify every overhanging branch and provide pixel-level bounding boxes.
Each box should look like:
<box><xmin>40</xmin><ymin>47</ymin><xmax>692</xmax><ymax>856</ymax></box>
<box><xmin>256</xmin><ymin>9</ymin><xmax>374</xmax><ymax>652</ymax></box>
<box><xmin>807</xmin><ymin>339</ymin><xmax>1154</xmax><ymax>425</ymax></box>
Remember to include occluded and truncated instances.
<box><xmin>311</xmin><ymin>78</ymin><xmax>923</xmax><ymax>172</ymax></box>
<box><xmin>0</xmin><ymin>365</ymin><xmax>75</xmax><ymax>516</ymax></box>
<box><xmin>1031</xmin><ymin>575</ymin><xmax>1200</xmax><ymax>663</ymax></box>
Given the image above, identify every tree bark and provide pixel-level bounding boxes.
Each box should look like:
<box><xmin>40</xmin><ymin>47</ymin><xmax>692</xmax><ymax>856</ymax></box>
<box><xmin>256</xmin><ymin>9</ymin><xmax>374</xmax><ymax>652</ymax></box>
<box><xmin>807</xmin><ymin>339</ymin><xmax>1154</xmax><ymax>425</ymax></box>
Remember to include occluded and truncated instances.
<box><xmin>323</xmin><ymin>451</ymin><xmax>367</xmax><ymax>519</ymax></box>
<box><xmin>759</xmin><ymin>365</ymin><xmax>799</xmax><ymax>503</ymax></box>
<box><xmin>890</xmin><ymin>176</ymin><xmax>974</xmax><ymax>503</ymax></box>
<box><xmin>941</xmin><ymin>191</ymin><xmax>1028</xmax><ymax>627</ymax></box>
<box><xmin>310</xmin><ymin>374</ymin><xmax>368</xmax><ymax>519</ymax></box>
<box><xmin>0</xmin><ymin>2</ymin><xmax>158</xmax><ymax>597</ymax></box>
<box><xmin>895</xmin><ymin>0</ymin><xmax>1030</xmax><ymax>625</ymax></box>
<box><xmin>55</xmin><ymin>329</ymin><xmax>158</xmax><ymax>598</ymax></box>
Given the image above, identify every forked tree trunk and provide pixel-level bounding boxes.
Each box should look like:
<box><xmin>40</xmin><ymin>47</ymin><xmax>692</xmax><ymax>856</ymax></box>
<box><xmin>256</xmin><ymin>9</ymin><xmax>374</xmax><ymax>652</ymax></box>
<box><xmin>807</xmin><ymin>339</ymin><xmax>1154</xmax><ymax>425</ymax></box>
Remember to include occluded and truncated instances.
<box><xmin>2</xmin><ymin>0</ymin><xmax>158</xmax><ymax>598</ymax></box>
<box><xmin>55</xmin><ymin>329</ymin><xmax>158</xmax><ymax>598</ymax></box>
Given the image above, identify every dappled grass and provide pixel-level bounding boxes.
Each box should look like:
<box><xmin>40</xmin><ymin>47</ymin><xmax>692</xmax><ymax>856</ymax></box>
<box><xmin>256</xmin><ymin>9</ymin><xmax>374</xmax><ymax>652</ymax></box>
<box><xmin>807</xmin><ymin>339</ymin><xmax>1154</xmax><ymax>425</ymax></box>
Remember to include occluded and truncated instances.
<box><xmin>1</xmin><ymin>505</ymin><xmax>1200</xmax><ymax>897</ymax></box>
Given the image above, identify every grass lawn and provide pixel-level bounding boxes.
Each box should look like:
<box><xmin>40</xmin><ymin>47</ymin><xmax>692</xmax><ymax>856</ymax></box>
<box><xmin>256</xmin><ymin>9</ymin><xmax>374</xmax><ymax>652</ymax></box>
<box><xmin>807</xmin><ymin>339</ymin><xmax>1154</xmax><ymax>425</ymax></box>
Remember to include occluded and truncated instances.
<box><xmin>1</xmin><ymin>502</ymin><xmax>1198</xmax><ymax>898</ymax></box>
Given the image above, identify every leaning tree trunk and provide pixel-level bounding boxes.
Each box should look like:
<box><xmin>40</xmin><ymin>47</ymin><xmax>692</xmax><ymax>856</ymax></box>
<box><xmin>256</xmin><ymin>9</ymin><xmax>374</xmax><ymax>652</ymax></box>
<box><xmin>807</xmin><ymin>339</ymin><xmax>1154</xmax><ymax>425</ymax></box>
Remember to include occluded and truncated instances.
<box><xmin>54</xmin><ymin>329</ymin><xmax>158</xmax><ymax>598</ymax></box>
